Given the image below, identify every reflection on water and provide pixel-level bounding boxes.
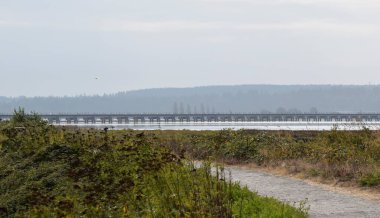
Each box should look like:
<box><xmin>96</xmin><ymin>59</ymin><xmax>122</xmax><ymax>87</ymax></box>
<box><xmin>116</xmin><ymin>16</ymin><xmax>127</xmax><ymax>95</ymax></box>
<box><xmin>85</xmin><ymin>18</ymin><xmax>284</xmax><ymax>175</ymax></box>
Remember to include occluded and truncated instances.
<box><xmin>59</xmin><ymin>122</ymin><xmax>380</xmax><ymax>131</ymax></box>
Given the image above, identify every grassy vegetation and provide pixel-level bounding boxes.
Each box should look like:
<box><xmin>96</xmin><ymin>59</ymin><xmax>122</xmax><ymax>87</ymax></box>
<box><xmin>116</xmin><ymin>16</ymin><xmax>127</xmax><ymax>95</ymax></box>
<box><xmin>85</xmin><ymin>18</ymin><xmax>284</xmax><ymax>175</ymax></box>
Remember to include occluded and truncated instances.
<box><xmin>151</xmin><ymin>128</ymin><xmax>380</xmax><ymax>188</ymax></box>
<box><xmin>0</xmin><ymin>110</ymin><xmax>307</xmax><ymax>217</ymax></box>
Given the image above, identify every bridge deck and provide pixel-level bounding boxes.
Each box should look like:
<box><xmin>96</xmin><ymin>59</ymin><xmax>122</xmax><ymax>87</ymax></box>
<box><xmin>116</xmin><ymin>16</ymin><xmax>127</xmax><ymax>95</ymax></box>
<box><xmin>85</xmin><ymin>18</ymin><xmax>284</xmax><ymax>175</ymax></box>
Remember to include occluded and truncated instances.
<box><xmin>1</xmin><ymin>113</ymin><xmax>380</xmax><ymax>124</ymax></box>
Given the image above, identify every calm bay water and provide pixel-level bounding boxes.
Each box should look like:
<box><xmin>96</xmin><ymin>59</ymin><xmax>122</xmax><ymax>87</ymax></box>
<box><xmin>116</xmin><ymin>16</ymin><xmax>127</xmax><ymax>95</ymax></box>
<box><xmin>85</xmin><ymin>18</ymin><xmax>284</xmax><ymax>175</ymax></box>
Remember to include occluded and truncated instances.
<box><xmin>59</xmin><ymin>122</ymin><xmax>380</xmax><ymax>131</ymax></box>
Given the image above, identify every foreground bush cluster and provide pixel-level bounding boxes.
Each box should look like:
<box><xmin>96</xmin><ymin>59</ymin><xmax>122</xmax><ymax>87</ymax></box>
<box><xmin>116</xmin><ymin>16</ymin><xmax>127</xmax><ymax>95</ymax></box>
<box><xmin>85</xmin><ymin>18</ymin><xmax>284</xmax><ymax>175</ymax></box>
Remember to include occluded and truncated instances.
<box><xmin>155</xmin><ymin>128</ymin><xmax>380</xmax><ymax>187</ymax></box>
<box><xmin>0</xmin><ymin>111</ymin><xmax>307</xmax><ymax>217</ymax></box>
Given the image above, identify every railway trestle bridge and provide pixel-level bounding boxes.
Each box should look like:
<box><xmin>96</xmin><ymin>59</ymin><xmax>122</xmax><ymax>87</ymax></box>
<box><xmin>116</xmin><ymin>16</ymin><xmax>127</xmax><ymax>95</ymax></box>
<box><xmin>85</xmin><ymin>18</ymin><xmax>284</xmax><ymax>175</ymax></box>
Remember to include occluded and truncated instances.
<box><xmin>1</xmin><ymin>113</ymin><xmax>380</xmax><ymax>125</ymax></box>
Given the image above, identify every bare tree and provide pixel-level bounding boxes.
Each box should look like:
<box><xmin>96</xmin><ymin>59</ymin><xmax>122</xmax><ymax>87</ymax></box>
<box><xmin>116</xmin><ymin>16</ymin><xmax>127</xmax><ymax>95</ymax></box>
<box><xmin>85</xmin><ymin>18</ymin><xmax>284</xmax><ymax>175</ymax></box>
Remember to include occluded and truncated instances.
<box><xmin>186</xmin><ymin>104</ymin><xmax>191</xmax><ymax>114</ymax></box>
<box><xmin>173</xmin><ymin>102</ymin><xmax>178</xmax><ymax>114</ymax></box>
<box><xmin>179</xmin><ymin>102</ymin><xmax>184</xmax><ymax>114</ymax></box>
<box><xmin>310</xmin><ymin>107</ymin><xmax>318</xmax><ymax>114</ymax></box>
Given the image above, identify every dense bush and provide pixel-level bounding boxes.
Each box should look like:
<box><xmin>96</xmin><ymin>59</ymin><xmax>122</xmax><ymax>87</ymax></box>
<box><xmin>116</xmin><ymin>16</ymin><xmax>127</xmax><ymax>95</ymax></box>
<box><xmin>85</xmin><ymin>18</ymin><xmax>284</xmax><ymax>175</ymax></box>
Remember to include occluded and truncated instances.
<box><xmin>360</xmin><ymin>171</ymin><xmax>380</xmax><ymax>187</ymax></box>
<box><xmin>0</xmin><ymin>113</ymin><xmax>177</xmax><ymax>216</ymax></box>
<box><xmin>0</xmin><ymin>113</ymin><xmax>307</xmax><ymax>217</ymax></box>
<box><xmin>153</xmin><ymin>129</ymin><xmax>380</xmax><ymax>186</ymax></box>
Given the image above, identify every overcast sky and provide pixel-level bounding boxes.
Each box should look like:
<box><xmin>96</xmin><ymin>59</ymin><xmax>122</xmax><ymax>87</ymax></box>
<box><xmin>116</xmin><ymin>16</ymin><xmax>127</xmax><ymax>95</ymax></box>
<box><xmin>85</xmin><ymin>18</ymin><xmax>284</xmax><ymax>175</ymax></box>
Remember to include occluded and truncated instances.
<box><xmin>1</xmin><ymin>0</ymin><xmax>380</xmax><ymax>97</ymax></box>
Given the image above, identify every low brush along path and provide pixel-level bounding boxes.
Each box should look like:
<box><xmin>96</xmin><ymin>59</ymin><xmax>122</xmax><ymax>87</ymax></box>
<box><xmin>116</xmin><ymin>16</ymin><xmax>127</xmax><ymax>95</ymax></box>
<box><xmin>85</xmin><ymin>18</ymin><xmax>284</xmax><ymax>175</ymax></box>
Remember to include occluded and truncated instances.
<box><xmin>223</xmin><ymin>165</ymin><xmax>380</xmax><ymax>218</ymax></box>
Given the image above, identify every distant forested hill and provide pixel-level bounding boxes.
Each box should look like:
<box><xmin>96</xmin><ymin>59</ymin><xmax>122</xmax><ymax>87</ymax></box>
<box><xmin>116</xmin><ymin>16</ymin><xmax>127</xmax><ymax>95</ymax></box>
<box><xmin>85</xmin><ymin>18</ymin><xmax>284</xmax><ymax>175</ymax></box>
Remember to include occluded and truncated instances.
<box><xmin>1</xmin><ymin>85</ymin><xmax>380</xmax><ymax>114</ymax></box>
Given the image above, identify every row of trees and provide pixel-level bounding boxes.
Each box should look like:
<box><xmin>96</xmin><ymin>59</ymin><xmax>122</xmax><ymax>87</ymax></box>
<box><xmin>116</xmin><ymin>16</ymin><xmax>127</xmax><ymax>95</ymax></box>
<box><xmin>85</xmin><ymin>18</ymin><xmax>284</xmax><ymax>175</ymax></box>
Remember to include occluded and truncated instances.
<box><xmin>172</xmin><ymin>102</ymin><xmax>216</xmax><ymax>114</ymax></box>
<box><xmin>2</xmin><ymin>85</ymin><xmax>378</xmax><ymax>114</ymax></box>
<box><xmin>172</xmin><ymin>102</ymin><xmax>318</xmax><ymax>114</ymax></box>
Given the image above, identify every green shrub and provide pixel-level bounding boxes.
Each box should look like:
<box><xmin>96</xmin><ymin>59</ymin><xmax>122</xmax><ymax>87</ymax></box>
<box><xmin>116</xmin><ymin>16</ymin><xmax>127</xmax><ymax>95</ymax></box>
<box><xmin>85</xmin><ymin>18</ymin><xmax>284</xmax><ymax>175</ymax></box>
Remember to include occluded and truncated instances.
<box><xmin>360</xmin><ymin>171</ymin><xmax>380</xmax><ymax>187</ymax></box>
<box><xmin>155</xmin><ymin>128</ymin><xmax>380</xmax><ymax>186</ymax></box>
<box><xmin>0</xmin><ymin>115</ymin><xmax>307</xmax><ymax>217</ymax></box>
<box><xmin>307</xmin><ymin>169</ymin><xmax>321</xmax><ymax>177</ymax></box>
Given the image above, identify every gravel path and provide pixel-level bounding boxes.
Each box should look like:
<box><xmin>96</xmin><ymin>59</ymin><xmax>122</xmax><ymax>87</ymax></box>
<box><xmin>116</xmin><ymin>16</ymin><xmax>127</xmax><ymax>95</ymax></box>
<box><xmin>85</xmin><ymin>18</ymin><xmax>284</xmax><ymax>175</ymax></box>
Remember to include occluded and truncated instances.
<box><xmin>224</xmin><ymin>165</ymin><xmax>380</xmax><ymax>218</ymax></box>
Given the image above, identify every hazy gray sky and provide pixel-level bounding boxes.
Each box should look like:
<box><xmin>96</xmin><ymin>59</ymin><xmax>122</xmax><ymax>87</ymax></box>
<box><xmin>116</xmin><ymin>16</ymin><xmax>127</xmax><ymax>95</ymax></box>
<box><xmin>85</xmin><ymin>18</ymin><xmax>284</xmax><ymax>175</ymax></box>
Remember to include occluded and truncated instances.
<box><xmin>1</xmin><ymin>0</ymin><xmax>380</xmax><ymax>96</ymax></box>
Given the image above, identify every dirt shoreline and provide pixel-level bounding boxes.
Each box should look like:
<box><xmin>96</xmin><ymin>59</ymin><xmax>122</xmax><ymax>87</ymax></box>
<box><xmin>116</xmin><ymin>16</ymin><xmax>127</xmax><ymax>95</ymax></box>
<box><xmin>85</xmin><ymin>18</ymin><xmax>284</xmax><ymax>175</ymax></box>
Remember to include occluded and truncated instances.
<box><xmin>220</xmin><ymin>164</ymin><xmax>380</xmax><ymax>218</ymax></box>
<box><xmin>225</xmin><ymin>162</ymin><xmax>380</xmax><ymax>202</ymax></box>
